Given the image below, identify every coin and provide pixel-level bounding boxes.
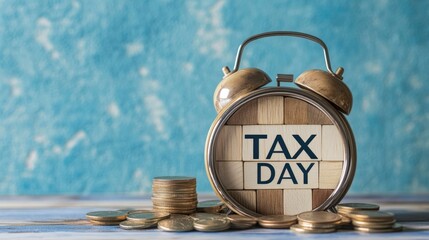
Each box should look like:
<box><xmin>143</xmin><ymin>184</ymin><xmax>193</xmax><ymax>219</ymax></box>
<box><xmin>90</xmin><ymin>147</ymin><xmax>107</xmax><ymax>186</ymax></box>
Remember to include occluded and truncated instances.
<box><xmin>290</xmin><ymin>224</ymin><xmax>336</xmax><ymax>233</ymax></box>
<box><xmin>119</xmin><ymin>220</ymin><xmax>157</xmax><ymax>230</ymax></box>
<box><xmin>194</xmin><ymin>219</ymin><xmax>231</xmax><ymax>232</ymax></box>
<box><xmin>336</xmin><ymin>203</ymin><xmax>380</xmax><ymax>212</ymax></box>
<box><xmin>158</xmin><ymin>217</ymin><xmax>194</xmax><ymax>232</ymax></box>
<box><xmin>190</xmin><ymin>213</ymin><xmax>226</xmax><ymax>221</ymax></box>
<box><xmin>258</xmin><ymin>215</ymin><xmax>297</xmax><ymax>229</ymax></box>
<box><xmin>170</xmin><ymin>214</ymin><xmax>191</xmax><ymax>219</ymax></box>
<box><xmin>127</xmin><ymin>212</ymin><xmax>170</xmax><ymax>223</ymax></box>
<box><xmin>354</xmin><ymin>223</ymin><xmax>403</xmax><ymax>233</ymax></box>
<box><xmin>126</xmin><ymin>209</ymin><xmax>153</xmax><ymax>215</ymax></box>
<box><xmin>88</xmin><ymin>219</ymin><xmax>122</xmax><ymax>226</ymax></box>
<box><xmin>258</xmin><ymin>215</ymin><xmax>297</xmax><ymax>224</ymax></box>
<box><xmin>337</xmin><ymin>214</ymin><xmax>351</xmax><ymax>225</ymax></box>
<box><xmin>197</xmin><ymin>200</ymin><xmax>225</xmax><ymax>213</ymax></box>
<box><xmin>259</xmin><ymin>221</ymin><xmax>296</xmax><ymax>229</ymax></box>
<box><xmin>86</xmin><ymin>211</ymin><xmax>127</xmax><ymax>221</ymax></box>
<box><xmin>153</xmin><ymin>176</ymin><xmax>196</xmax><ymax>183</ymax></box>
<box><xmin>298</xmin><ymin>211</ymin><xmax>341</xmax><ymax>224</ymax></box>
<box><xmin>227</xmin><ymin>215</ymin><xmax>257</xmax><ymax>229</ymax></box>
<box><xmin>352</xmin><ymin>219</ymin><xmax>396</xmax><ymax>228</ymax></box>
<box><xmin>348</xmin><ymin>211</ymin><xmax>395</xmax><ymax>222</ymax></box>
<box><xmin>298</xmin><ymin>221</ymin><xmax>337</xmax><ymax>229</ymax></box>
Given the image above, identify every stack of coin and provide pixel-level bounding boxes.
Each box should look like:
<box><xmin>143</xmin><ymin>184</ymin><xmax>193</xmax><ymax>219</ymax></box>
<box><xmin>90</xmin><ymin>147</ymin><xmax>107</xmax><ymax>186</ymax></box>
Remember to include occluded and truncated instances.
<box><xmin>86</xmin><ymin>211</ymin><xmax>127</xmax><ymax>226</ymax></box>
<box><xmin>193</xmin><ymin>218</ymin><xmax>231</xmax><ymax>232</ymax></box>
<box><xmin>258</xmin><ymin>215</ymin><xmax>297</xmax><ymax>229</ymax></box>
<box><xmin>348</xmin><ymin>210</ymin><xmax>402</xmax><ymax>233</ymax></box>
<box><xmin>152</xmin><ymin>176</ymin><xmax>197</xmax><ymax>214</ymax></box>
<box><xmin>291</xmin><ymin>211</ymin><xmax>340</xmax><ymax>233</ymax></box>
<box><xmin>336</xmin><ymin>203</ymin><xmax>380</xmax><ymax>229</ymax></box>
<box><xmin>120</xmin><ymin>211</ymin><xmax>170</xmax><ymax>230</ymax></box>
<box><xmin>227</xmin><ymin>215</ymin><xmax>257</xmax><ymax>229</ymax></box>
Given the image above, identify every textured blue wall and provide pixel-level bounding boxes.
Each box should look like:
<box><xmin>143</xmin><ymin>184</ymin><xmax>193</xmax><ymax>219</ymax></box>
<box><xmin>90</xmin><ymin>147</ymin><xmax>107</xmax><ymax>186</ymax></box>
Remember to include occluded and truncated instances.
<box><xmin>0</xmin><ymin>0</ymin><xmax>428</xmax><ymax>195</ymax></box>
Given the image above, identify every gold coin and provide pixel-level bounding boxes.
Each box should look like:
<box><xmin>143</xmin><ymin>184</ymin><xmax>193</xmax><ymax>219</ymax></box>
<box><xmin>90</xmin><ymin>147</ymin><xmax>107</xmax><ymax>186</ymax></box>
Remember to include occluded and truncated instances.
<box><xmin>290</xmin><ymin>224</ymin><xmax>336</xmax><ymax>233</ymax></box>
<box><xmin>349</xmin><ymin>211</ymin><xmax>395</xmax><ymax>222</ymax></box>
<box><xmin>336</xmin><ymin>203</ymin><xmax>380</xmax><ymax>212</ymax></box>
<box><xmin>298</xmin><ymin>221</ymin><xmax>337</xmax><ymax>229</ymax></box>
<box><xmin>197</xmin><ymin>200</ymin><xmax>225</xmax><ymax>213</ymax></box>
<box><xmin>337</xmin><ymin>214</ymin><xmax>351</xmax><ymax>225</ymax></box>
<box><xmin>258</xmin><ymin>215</ymin><xmax>297</xmax><ymax>224</ymax></box>
<box><xmin>86</xmin><ymin>211</ymin><xmax>127</xmax><ymax>221</ymax></box>
<box><xmin>170</xmin><ymin>214</ymin><xmax>191</xmax><ymax>219</ymax></box>
<box><xmin>153</xmin><ymin>176</ymin><xmax>196</xmax><ymax>183</ymax></box>
<box><xmin>127</xmin><ymin>212</ymin><xmax>170</xmax><ymax>222</ymax></box>
<box><xmin>153</xmin><ymin>209</ymin><xmax>196</xmax><ymax>215</ymax></box>
<box><xmin>126</xmin><ymin>209</ymin><xmax>153</xmax><ymax>215</ymax></box>
<box><xmin>119</xmin><ymin>220</ymin><xmax>157</xmax><ymax>230</ymax></box>
<box><xmin>88</xmin><ymin>219</ymin><xmax>122</xmax><ymax>226</ymax></box>
<box><xmin>190</xmin><ymin>213</ymin><xmax>226</xmax><ymax>221</ymax></box>
<box><xmin>354</xmin><ymin>223</ymin><xmax>403</xmax><ymax>233</ymax></box>
<box><xmin>298</xmin><ymin>211</ymin><xmax>341</xmax><ymax>224</ymax></box>
<box><xmin>228</xmin><ymin>215</ymin><xmax>257</xmax><ymax>224</ymax></box>
<box><xmin>228</xmin><ymin>215</ymin><xmax>257</xmax><ymax>229</ymax></box>
<box><xmin>259</xmin><ymin>221</ymin><xmax>296</xmax><ymax>229</ymax></box>
<box><xmin>193</xmin><ymin>219</ymin><xmax>230</xmax><ymax>232</ymax></box>
<box><xmin>352</xmin><ymin>219</ymin><xmax>396</xmax><ymax>228</ymax></box>
<box><xmin>158</xmin><ymin>217</ymin><xmax>194</xmax><ymax>232</ymax></box>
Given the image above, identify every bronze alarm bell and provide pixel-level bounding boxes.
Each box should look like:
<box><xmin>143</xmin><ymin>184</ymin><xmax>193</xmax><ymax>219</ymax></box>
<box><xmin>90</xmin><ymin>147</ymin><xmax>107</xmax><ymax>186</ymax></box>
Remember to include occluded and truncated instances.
<box><xmin>295</xmin><ymin>67</ymin><xmax>353</xmax><ymax>114</ymax></box>
<box><xmin>213</xmin><ymin>67</ymin><xmax>271</xmax><ymax>113</ymax></box>
<box><xmin>213</xmin><ymin>31</ymin><xmax>353</xmax><ymax>115</ymax></box>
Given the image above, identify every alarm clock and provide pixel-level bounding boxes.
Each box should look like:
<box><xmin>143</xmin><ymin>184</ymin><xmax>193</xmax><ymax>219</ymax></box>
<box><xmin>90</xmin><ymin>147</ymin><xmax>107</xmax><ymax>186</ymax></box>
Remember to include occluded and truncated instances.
<box><xmin>205</xmin><ymin>31</ymin><xmax>356</xmax><ymax>217</ymax></box>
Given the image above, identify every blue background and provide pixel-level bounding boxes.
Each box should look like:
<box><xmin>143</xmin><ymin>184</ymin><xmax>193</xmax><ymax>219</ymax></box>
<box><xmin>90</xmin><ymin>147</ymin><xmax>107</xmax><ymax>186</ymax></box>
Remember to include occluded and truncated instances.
<box><xmin>0</xmin><ymin>0</ymin><xmax>428</xmax><ymax>195</ymax></box>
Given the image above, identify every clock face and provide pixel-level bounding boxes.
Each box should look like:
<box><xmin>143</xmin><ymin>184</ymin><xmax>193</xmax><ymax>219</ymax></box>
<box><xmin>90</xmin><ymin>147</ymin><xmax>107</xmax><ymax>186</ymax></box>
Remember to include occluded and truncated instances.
<box><xmin>213</xmin><ymin>94</ymin><xmax>345</xmax><ymax>216</ymax></box>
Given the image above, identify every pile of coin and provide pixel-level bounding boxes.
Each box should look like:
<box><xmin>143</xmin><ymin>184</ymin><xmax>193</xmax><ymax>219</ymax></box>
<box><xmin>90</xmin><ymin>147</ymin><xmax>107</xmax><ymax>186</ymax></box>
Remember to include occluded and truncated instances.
<box><xmin>86</xmin><ymin>176</ymin><xmax>406</xmax><ymax>235</ymax></box>
<box><xmin>258</xmin><ymin>215</ymin><xmax>297</xmax><ymax>229</ymax></box>
<box><xmin>291</xmin><ymin>211</ymin><xmax>340</xmax><ymax>233</ymax></box>
<box><xmin>337</xmin><ymin>203</ymin><xmax>402</xmax><ymax>233</ymax></box>
<box><xmin>152</xmin><ymin>176</ymin><xmax>197</xmax><ymax>214</ymax></box>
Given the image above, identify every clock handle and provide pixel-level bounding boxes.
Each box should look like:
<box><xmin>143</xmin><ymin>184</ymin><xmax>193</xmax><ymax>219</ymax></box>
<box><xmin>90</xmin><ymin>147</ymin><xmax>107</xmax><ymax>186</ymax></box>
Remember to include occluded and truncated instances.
<box><xmin>232</xmin><ymin>31</ymin><xmax>340</xmax><ymax>79</ymax></box>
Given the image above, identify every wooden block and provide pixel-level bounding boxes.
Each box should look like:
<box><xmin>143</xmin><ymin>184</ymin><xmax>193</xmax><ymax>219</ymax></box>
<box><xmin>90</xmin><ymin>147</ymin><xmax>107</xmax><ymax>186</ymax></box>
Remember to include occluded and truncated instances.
<box><xmin>322</xmin><ymin>125</ymin><xmax>344</xmax><ymax>161</ymax></box>
<box><xmin>284</xmin><ymin>97</ymin><xmax>308</xmax><ymax>124</ymax></box>
<box><xmin>319</xmin><ymin>161</ymin><xmax>343</xmax><ymax>189</ymax></box>
<box><xmin>242</xmin><ymin>125</ymin><xmax>321</xmax><ymax>161</ymax></box>
<box><xmin>283</xmin><ymin>189</ymin><xmax>312</xmax><ymax>215</ymax></box>
<box><xmin>257</xmin><ymin>190</ymin><xmax>283</xmax><ymax>215</ymax></box>
<box><xmin>258</xmin><ymin>96</ymin><xmax>284</xmax><ymax>124</ymax></box>
<box><xmin>217</xmin><ymin>161</ymin><xmax>243</xmax><ymax>189</ymax></box>
<box><xmin>244</xmin><ymin>161</ymin><xmax>318</xmax><ymax>189</ymax></box>
<box><xmin>215</xmin><ymin>125</ymin><xmax>242</xmax><ymax>161</ymax></box>
<box><xmin>307</xmin><ymin>104</ymin><xmax>332</xmax><ymax>125</ymax></box>
<box><xmin>312</xmin><ymin>189</ymin><xmax>334</xmax><ymax>209</ymax></box>
<box><xmin>228</xmin><ymin>190</ymin><xmax>256</xmax><ymax>212</ymax></box>
<box><xmin>227</xmin><ymin>99</ymin><xmax>258</xmax><ymax>125</ymax></box>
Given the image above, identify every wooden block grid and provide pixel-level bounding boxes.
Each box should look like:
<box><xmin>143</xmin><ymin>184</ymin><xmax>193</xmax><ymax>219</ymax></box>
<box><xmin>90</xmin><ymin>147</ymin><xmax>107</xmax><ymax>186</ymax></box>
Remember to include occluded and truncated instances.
<box><xmin>214</xmin><ymin>95</ymin><xmax>344</xmax><ymax>215</ymax></box>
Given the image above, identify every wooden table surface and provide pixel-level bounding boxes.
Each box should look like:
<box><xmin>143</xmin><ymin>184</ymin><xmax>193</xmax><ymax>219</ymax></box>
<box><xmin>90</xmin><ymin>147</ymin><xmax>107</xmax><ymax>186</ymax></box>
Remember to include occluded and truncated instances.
<box><xmin>0</xmin><ymin>194</ymin><xmax>428</xmax><ymax>239</ymax></box>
